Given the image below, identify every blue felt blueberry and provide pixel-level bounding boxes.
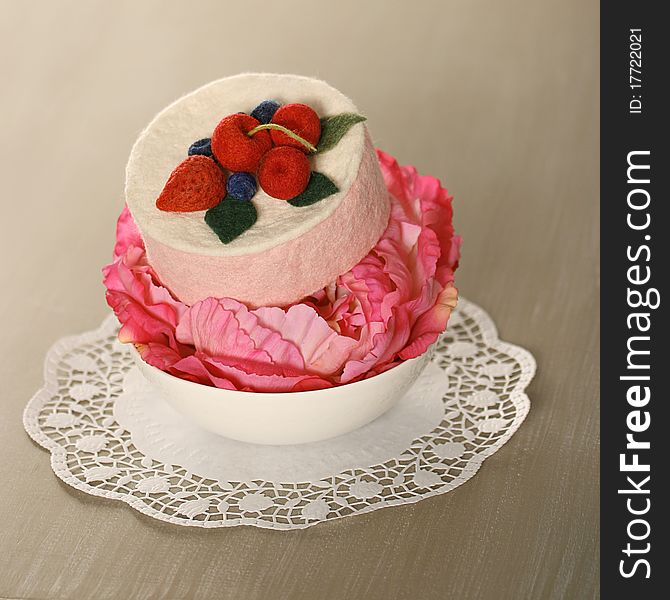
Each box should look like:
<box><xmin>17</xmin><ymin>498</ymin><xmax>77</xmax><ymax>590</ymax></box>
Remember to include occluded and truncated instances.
<box><xmin>188</xmin><ymin>138</ymin><xmax>213</xmax><ymax>157</ymax></box>
<box><xmin>226</xmin><ymin>172</ymin><xmax>257</xmax><ymax>202</ymax></box>
<box><xmin>250</xmin><ymin>100</ymin><xmax>281</xmax><ymax>124</ymax></box>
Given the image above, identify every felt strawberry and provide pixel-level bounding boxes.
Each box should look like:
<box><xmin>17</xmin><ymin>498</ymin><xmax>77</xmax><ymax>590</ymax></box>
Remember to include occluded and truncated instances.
<box><xmin>156</xmin><ymin>155</ymin><xmax>226</xmax><ymax>212</ymax></box>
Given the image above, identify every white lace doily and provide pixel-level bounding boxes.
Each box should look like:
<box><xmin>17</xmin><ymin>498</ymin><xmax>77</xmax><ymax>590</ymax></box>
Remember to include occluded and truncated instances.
<box><xmin>23</xmin><ymin>298</ymin><xmax>535</xmax><ymax>530</ymax></box>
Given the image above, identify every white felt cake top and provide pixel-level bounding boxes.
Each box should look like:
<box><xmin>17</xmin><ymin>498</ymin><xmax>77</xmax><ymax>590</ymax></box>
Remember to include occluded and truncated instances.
<box><xmin>125</xmin><ymin>73</ymin><xmax>366</xmax><ymax>257</ymax></box>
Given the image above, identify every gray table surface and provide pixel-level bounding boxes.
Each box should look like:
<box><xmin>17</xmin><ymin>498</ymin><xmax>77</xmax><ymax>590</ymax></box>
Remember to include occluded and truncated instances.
<box><xmin>0</xmin><ymin>1</ymin><xmax>599</xmax><ymax>598</ymax></box>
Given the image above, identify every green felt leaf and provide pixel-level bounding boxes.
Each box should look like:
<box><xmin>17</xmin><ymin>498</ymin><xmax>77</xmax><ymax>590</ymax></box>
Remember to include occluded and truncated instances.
<box><xmin>288</xmin><ymin>172</ymin><xmax>339</xmax><ymax>207</ymax></box>
<box><xmin>204</xmin><ymin>197</ymin><xmax>257</xmax><ymax>244</ymax></box>
<box><xmin>316</xmin><ymin>113</ymin><xmax>367</xmax><ymax>153</ymax></box>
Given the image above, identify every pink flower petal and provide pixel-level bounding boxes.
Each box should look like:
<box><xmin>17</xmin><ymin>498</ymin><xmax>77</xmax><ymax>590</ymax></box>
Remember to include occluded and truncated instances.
<box><xmin>113</xmin><ymin>205</ymin><xmax>143</xmax><ymax>259</ymax></box>
<box><xmin>176</xmin><ymin>298</ymin><xmax>305</xmax><ymax>377</ymax></box>
<box><xmin>171</xmin><ymin>353</ymin><xmax>332</xmax><ymax>392</ymax></box>
<box><xmin>103</xmin><ymin>246</ymin><xmax>186</xmax><ymax>352</ymax></box>
<box><xmin>254</xmin><ymin>304</ymin><xmax>358</xmax><ymax>376</ymax></box>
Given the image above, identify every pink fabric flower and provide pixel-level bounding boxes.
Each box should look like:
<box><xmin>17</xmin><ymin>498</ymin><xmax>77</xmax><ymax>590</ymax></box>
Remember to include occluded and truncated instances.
<box><xmin>103</xmin><ymin>150</ymin><xmax>461</xmax><ymax>392</ymax></box>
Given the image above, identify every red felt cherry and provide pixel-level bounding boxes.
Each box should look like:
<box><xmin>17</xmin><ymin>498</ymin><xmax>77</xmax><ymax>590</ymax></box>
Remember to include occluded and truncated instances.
<box><xmin>156</xmin><ymin>155</ymin><xmax>226</xmax><ymax>212</ymax></box>
<box><xmin>211</xmin><ymin>114</ymin><xmax>273</xmax><ymax>172</ymax></box>
<box><xmin>270</xmin><ymin>103</ymin><xmax>321</xmax><ymax>152</ymax></box>
<box><xmin>258</xmin><ymin>146</ymin><xmax>311</xmax><ymax>200</ymax></box>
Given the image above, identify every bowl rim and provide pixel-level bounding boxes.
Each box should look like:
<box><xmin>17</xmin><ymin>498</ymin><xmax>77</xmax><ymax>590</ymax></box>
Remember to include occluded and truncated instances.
<box><xmin>129</xmin><ymin>344</ymin><xmax>427</xmax><ymax>399</ymax></box>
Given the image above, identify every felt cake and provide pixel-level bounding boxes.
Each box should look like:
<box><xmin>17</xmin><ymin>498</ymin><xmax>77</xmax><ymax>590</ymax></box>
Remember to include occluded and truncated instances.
<box><xmin>105</xmin><ymin>73</ymin><xmax>461</xmax><ymax>393</ymax></box>
<box><xmin>126</xmin><ymin>73</ymin><xmax>390</xmax><ymax>307</ymax></box>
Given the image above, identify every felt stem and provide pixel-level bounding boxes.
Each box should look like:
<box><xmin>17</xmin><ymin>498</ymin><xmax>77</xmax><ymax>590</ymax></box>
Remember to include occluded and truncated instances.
<box><xmin>247</xmin><ymin>123</ymin><xmax>317</xmax><ymax>153</ymax></box>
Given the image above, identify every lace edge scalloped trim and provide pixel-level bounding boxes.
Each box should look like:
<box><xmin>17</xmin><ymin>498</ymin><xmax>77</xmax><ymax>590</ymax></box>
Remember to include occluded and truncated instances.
<box><xmin>23</xmin><ymin>298</ymin><xmax>535</xmax><ymax>529</ymax></box>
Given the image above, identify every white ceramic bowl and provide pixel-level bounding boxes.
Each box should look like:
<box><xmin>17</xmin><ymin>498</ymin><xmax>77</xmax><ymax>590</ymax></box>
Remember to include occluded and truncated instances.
<box><xmin>130</xmin><ymin>347</ymin><xmax>431</xmax><ymax>445</ymax></box>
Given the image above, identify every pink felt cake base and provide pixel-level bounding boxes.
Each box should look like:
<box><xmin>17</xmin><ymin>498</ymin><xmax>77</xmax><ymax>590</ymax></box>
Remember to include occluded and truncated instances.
<box><xmin>145</xmin><ymin>141</ymin><xmax>390</xmax><ymax>307</ymax></box>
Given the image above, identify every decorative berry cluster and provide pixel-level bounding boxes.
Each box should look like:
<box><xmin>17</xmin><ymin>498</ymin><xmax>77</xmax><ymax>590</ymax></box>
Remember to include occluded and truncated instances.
<box><xmin>212</xmin><ymin>101</ymin><xmax>320</xmax><ymax>200</ymax></box>
<box><xmin>156</xmin><ymin>99</ymin><xmax>366</xmax><ymax>244</ymax></box>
